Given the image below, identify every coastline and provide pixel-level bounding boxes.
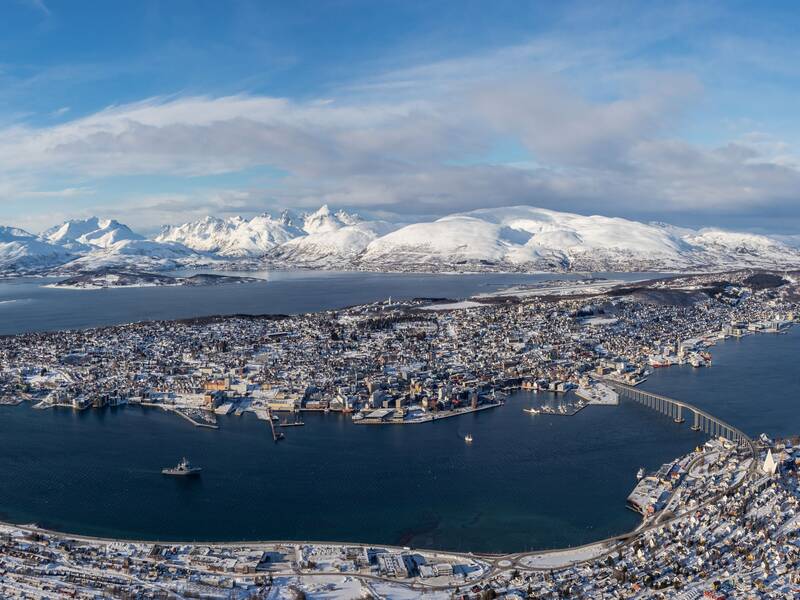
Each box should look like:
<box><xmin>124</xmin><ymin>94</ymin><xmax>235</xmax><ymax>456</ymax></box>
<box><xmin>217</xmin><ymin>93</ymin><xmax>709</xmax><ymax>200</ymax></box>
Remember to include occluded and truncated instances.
<box><xmin>0</xmin><ymin>387</ymin><xmax>759</xmax><ymax>591</ymax></box>
<box><xmin>0</xmin><ymin>269</ymin><xmax>795</xmax><ymax>557</ymax></box>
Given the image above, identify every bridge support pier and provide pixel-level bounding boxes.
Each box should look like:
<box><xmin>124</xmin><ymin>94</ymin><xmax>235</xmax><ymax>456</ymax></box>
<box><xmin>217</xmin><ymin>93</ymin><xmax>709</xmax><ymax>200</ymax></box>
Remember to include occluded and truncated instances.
<box><xmin>610</xmin><ymin>382</ymin><xmax>754</xmax><ymax>460</ymax></box>
<box><xmin>690</xmin><ymin>409</ymin><xmax>701</xmax><ymax>431</ymax></box>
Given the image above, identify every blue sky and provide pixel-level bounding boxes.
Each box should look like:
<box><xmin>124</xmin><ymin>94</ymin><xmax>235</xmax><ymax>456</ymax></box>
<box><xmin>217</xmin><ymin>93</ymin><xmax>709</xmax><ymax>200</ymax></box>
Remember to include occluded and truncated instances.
<box><xmin>1</xmin><ymin>0</ymin><xmax>799</xmax><ymax>234</ymax></box>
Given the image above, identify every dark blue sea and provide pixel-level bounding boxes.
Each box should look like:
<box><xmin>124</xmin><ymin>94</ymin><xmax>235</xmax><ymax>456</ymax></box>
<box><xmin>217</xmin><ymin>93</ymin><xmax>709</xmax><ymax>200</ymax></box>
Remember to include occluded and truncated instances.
<box><xmin>0</xmin><ymin>272</ymin><xmax>796</xmax><ymax>553</ymax></box>
<box><xmin>0</xmin><ymin>270</ymin><xmax>655</xmax><ymax>334</ymax></box>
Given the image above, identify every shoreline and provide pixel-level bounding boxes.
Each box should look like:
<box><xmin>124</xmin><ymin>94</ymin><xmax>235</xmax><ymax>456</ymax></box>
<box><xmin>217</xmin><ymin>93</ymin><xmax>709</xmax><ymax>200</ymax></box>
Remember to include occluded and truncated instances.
<box><xmin>0</xmin><ymin>270</ymin><xmax>794</xmax><ymax>561</ymax></box>
<box><xmin>0</xmin><ymin>374</ymin><xmax>757</xmax><ymax>557</ymax></box>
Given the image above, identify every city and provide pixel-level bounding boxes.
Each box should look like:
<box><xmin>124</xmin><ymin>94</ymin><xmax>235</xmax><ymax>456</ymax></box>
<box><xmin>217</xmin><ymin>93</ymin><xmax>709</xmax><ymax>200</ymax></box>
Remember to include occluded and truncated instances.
<box><xmin>3</xmin><ymin>1</ymin><xmax>800</xmax><ymax>597</ymax></box>
<box><xmin>0</xmin><ymin>271</ymin><xmax>795</xmax><ymax>431</ymax></box>
<box><xmin>0</xmin><ymin>270</ymin><xmax>798</xmax><ymax>596</ymax></box>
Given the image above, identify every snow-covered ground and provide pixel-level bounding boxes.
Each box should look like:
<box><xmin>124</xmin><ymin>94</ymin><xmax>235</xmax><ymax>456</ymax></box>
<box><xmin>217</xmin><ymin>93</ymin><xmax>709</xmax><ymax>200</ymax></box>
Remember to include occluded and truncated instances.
<box><xmin>420</xmin><ymin>300</ymin><xmax>485</xmax><ymax>311</ymax></box>
<box><xmin>2</xmin><ymin>204</ymin><xmax>800</xmax><ymax>276</ymax></box>
<box><xmin>517</xmin><ymin>541</ymin><xmax>615</xmax><ymax>569</ymax></box>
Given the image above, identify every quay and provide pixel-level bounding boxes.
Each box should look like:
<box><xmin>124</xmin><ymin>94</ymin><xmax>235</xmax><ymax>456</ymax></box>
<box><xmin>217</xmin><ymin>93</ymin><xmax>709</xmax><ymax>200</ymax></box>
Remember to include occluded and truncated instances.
<box><xmin>526</xmin><ymin>384</ymin><xmax>619</xmax><ymax>417</ymax></box>
<box><xmin>353</xmin><ymin>401</ymin><xmax>503</xmax><ymax>425</ymax></box>
<box><xmin>142</xmin><ymin>403</ymin><xmax>219</xmax><ymax>429</ymax></box>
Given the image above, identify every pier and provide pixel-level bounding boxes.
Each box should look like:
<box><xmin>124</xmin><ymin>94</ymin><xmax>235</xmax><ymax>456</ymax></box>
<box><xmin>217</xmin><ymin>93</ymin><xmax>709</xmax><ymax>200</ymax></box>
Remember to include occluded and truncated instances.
<box><xmin>607</xmin><ymin>382</ymin><xmax>756</xmax><ymax>456</ymax></box>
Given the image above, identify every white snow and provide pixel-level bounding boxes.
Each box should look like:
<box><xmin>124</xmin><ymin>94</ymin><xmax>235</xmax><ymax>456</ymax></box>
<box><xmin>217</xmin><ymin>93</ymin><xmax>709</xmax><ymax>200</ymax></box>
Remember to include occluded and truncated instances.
<box><xmin>361</xmin><ymin>205</ymin><xmax>800</xmax><ymax>271</ymax></box>
<box><xmin>273</xmin><ymin>220</ymin><xmax>398</xmax><ymax>264</ymax></box>
<box><xmin>517</xmin><ymin>541</ymin><xmax>615</xmax><ymax>569</ymax></box>
<box><xmin>0</xmin><ymin>226</ymin><xmax>74</xmax><ymax>271</ymax></box>
<box><xmin>302</xmin><ymin>204</ymin><xmax>361</xmax><ymax>234</ymax></box>
<box><xmin>420</xmin><ymin>300</ymin><xmax>484</xmax><ymax>311</ymax></box>
<box><xmin>156</xmin><ymin>212</ymin><xmax>303</xmax><ymax>257</ymax></box>
<box><xmin>0</xmin><ymin>204</ymin><xmax>797</xmax><ymax>275</ymax></box>
<box><xmin>43</xmin><ymin>217</ymin><xmax>143</xmax><ymax>251</ymax></box>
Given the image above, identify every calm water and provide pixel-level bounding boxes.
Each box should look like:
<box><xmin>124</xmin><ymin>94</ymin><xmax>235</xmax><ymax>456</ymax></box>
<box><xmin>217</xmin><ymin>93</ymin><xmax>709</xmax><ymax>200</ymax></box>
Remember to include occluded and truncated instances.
<box><xmin>642</xmin><ymin>327</ymin><xmax>800</xmax><ymax>439</ymax></box>
<box><xmin>0</xmin><ymin>274</ymin><xmax>796</xmax><ymax>553</ymax></box>
<box><xmin>0</xmin><ymin>270</ymin><xmax>658</xmax><ymax>334</ymax></box>
<box><xmin>0</xmin><ymin>395</ymin><xmax>705</xmax><ymax>553</ymax></box>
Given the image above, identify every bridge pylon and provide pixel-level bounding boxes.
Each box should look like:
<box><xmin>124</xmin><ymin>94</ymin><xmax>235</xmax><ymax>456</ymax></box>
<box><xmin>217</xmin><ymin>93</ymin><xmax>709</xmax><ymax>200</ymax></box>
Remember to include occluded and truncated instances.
<box><xmin>690</xmin><ymin>411</ymin><xmax>701</xmax><ymax>431</ymax></box>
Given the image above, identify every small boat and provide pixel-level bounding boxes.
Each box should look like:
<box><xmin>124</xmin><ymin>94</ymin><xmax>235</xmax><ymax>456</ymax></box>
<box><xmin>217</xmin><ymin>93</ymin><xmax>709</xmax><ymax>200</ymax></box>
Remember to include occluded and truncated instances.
<box><xmin>464</xmin><ymin>434</ymin><xmax>473</xmax><ymax>443</ymax></box>
<box><xmin>523</xmin><ymin>407</ymin><xmax>540</xmax><ymax>415</ymax></box>
<box><xmin>636</xmin><ymin>467</ymin><xmax>646</xmax><ymax>481</ymax></box>
<box><xmin>162</xmin><ymin>458</ymin><xmax>202</xmax><ymax>476</ymax></box>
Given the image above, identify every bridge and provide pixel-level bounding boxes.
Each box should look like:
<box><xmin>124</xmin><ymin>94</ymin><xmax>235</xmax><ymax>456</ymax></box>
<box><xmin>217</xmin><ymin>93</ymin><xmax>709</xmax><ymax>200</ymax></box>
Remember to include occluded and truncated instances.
<box><xmin>607</xmin><ymin>382</ymin><xmax>756</xmax><ymax>456</ymax></box>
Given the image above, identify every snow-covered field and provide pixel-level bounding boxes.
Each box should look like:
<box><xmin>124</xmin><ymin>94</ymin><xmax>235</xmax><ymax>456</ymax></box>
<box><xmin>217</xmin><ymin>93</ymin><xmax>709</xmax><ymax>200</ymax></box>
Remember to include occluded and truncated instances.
<box><xmin>420</xmin><ymin>300</ymin><xmax>485</xmax><ymax>311</ymax></box>
<box><xmin>517</xmin><ymin>541</ymin><xmax>615</xmax><ymax>569</ymax></box>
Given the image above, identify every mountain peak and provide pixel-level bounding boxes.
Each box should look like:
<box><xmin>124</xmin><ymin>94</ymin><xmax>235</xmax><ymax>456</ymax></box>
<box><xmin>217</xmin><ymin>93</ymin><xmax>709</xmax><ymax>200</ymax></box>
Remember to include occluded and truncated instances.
<box><xmin>3</xmin><ymin>204</ymin><xmax>799</xmax><ymax>275</ymax></box>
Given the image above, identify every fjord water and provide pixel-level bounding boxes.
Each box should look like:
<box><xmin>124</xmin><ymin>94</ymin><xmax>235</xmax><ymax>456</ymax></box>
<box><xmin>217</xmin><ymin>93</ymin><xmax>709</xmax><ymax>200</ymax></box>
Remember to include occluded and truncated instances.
<box><xmin>642</xmin><ymin>327</ymin><xmax>800</xmax><ymax>439</ymax></box>
<box><xmin>0</xmin><ymin>393</ymin><xmax>706</xmax><ymax>553</ymax></box>
<box><xmin>0</xmin><ymin>272</ymin><xmax>796</xmax><ymax>553</ymax></box>
<box><xmin>0</xmin><ymin>270</ymin><xmax>657</xmax><ymax>334</ymax></box>
<box><xmin>2</xmin><ymin>330</ymin><xmax>796</xmax><ymax>553</ymax></box>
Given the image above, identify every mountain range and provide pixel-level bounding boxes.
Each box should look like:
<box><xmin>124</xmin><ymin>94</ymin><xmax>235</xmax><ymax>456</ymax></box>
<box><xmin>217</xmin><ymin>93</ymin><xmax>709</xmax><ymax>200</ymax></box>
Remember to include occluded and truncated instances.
<box><xmin>2</xmin><ymin>205</ymin><xmax>799</xmax><ymax>275</ymax></box>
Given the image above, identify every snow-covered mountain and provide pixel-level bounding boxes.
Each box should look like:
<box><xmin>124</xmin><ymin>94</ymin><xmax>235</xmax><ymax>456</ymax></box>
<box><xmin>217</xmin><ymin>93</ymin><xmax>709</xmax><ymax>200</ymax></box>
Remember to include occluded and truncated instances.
<box><xmin>43</xmin><ymin>217</ymin><xmax>144</xmax><ymax>252</ymax></box>
<box><xmin>301</xmin><ymin>204</ymin><xmax>361</xmax><ymax>235</ymax></box>
<box><xmin>358</xmin><ymin>206</ymin><xmax>800</xmax><ymax>271</ymax></box>
<box><xmin>0</xmin><ymin>227</ymin><xmax>74</xmax><ymax>272</ymax></box>
<box><xmin>41</xmin><ymin>217</ymin><xmax>207</xmax><ymax>273</ymax></box>
<box><xmin>58</xmin><ymin>238</ymin><xmax>205</xmax><ymax>273</ymax></box>
<box><xmin>270</xmin><ymin>220</ymin><xmax>399</xmax><ymax>265</ymax></box>
<box><xmin>0</xmin><ymin>205</ymin><xmax>797</xmax><ymax>275</ymax></box>
<box><xmin>155</xmin><ymin>212</ymin><xmax>303</xmax><ymax>257</ymax></box>
<box><xmin>155</xmin><ymin>205</ymin><xmax>377</xmax><ymax>264</ymax></box>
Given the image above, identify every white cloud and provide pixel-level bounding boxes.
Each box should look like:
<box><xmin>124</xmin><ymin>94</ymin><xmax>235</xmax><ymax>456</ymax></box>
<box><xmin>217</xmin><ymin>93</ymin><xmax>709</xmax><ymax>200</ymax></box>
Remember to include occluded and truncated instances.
<box><xmin>20</xmin><ymin>187</ymin><xmax>91</xmax><ymax>198</ymax></box>
<box><xmin>0</xmin><ymin>21</ymin><xmax>799</xmax><ymax>232</ymax></box>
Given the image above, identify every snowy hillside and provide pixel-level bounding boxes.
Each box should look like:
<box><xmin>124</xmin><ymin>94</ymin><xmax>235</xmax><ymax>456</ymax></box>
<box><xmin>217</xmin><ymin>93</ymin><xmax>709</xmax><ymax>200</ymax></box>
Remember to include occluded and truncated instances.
<box><xmin>301</xmin><ymin>205</ymin><xmax>361</xmax><ymax>234</ymax></box>
<box><xmin>358</xmin><ymin>206</ymin><xmax>800</xmax><ymax>272</ymax></box>
<box><xmin>58</xmin><ymin>238</ymin><xmax>206</xmax><ymax>273</ymax></box>
<box><xmin>0</xmin><ymin>227</ymin><xmax>74</xmax><ymax>272</ymax></box>
<box><xmin>0</xmin><ymin>205</ymin><xmax>797</xmax><ymax>275</ymax></box>
<box><xmin>155</xmin><ymin>212</ymin><xmax>303</xmax><ymax>257</ymax></box>
<box><xmin>269</xmin><ymin>220</ymin><xmax>399</xmax><ymax>265</ymax></box>
<box><xmin>43</xmin><ymin>217</ymin><xmax>143</xmax><ymax>251</ymax></box>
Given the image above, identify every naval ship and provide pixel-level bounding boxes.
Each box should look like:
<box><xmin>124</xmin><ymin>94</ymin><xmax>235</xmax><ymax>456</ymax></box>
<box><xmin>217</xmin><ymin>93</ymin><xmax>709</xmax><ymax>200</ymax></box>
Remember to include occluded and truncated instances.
<box><xmin>162</xmin><ymin>457</ymin><xmax>202</xmax><ymax>476</ymax></box>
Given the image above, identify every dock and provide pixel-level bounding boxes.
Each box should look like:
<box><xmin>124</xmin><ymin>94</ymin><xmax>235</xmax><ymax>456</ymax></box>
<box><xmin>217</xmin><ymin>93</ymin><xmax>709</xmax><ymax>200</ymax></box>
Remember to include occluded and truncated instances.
<box><xmin>353</xmin><ymin>401</ymin><xmax>503</xmax><ymax>425</ymax></box>
<box><xmin>162</xmin><ymin>405</ymin><xmax>219</xmax><ymax>429</ymax></box>
<box><xmin>266</xmin><ymin>408</ymin><xmax>284</xmax><ymax>441</ymax></box>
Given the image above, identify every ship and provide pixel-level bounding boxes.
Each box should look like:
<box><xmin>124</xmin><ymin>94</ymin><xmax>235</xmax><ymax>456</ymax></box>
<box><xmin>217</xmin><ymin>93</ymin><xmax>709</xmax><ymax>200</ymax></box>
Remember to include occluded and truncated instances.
<box><xmin>464</xmin><ymin>434</ymin><xmax>473</xmax><ymax>443</ymax></box>
<box><xmin>162</xmin><ymin>457</ymin><xmax>202</xmax><ymax>476</ymax></box>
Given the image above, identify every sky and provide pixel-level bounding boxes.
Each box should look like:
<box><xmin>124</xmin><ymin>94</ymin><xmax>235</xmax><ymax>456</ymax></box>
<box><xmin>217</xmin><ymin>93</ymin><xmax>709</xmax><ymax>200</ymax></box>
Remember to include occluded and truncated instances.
<box><xmin>1</xmin><ymin>0</ymin><xmax>799</xmax><ymax>235</ymax></box>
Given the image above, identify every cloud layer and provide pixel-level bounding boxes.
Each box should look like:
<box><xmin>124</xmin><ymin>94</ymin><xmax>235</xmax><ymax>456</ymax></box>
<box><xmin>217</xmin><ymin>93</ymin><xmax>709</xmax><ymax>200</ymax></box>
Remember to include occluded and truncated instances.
<box><xmin>1</xmin><ymin>26</ymin><xmax>799</xmax><ymax>233</ymax></box>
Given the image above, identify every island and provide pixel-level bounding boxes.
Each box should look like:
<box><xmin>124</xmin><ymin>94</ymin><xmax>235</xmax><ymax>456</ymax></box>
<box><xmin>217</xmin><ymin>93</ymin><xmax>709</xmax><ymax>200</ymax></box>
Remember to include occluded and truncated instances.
<box><xmin>45</xmin><ymin>268</ymin><xmax>264</xmax><ymax>289</ymax></box>
<box><xmin>0</xmin><ymin>269</ymin><xmax>795</xmax><ymax>431</ymax></box>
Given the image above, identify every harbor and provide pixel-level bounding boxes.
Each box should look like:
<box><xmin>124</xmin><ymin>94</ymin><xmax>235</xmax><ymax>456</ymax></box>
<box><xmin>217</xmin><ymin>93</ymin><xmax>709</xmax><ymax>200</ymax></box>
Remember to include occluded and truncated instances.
<box><xmin>523</xmin><ymin>382</ymin><xmax>618</xmax><ymax>416</ymax></box>
<box><xmin>0</xmin><ymin>270</ymin><xmax>797</xmax><ymax>554</ymax></box>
